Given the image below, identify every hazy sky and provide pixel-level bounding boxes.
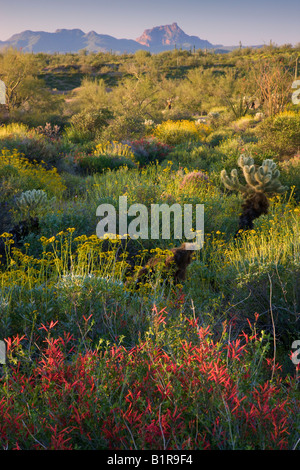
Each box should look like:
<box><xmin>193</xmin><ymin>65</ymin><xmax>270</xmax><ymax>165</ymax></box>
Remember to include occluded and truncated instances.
<box><xmin>0</xmin><ymin>0</ymin><xmax>299</xmax><ymax>46</ymax></box>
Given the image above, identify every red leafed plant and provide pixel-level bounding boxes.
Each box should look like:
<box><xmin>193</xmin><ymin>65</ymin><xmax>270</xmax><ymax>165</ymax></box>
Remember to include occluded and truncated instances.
<box><xmin>0</xmin><ymin>311</ymin><xmax>299</xmax><ymax>450</ymax></box>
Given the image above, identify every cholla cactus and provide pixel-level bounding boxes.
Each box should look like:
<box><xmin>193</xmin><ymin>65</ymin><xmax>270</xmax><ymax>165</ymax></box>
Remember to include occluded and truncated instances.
<box><xmin>221</xmin><ymin>154</ymin><xmax>288</xmax><ymax>235</ymax></box>
<box><xmin>221</xmin><ymin>154</ymin><xmax>288</xmax><ymax>196</ymax></box>
<box><xmin>16</xmin><ymin>189</ymin><xmax>48</xmax><ymax>218</ymax></box>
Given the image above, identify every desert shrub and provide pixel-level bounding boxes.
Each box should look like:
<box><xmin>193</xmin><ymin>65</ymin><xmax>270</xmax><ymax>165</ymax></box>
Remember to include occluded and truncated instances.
<box><xmin>229</xmin><ymin>115</ymin><xmax>257</xmax><ymax>132</ymax></box>
<box><xmin>75</xmin><ymin>141</ymin><xmax>136</xmax><ymax>175</ymax></box>
<box><xmin>128</xmin><ymin>183</ymin><xmax>162</xmax><ymax>207</ymax></box>
<box><xmin>100</xmin><ymin>115</ymin><xmax>145</xmax><ymax>142</ymax></box>
<box><xmin>0</xmin><ymin>122</ymin><xmax>65</xmax><ymax>167</ymax></box>
<box><xmin>15</xmin><ymin>110</ymin><xmax>67</xmax><ymax>129</ymax></box>
<box><xmin>0</xmin><ymin>133</ymin><xmax>62</xmax><ymax>168</ymax></box>
<box><xmin>206</xmin><ymin>129</ymin><xmax>233</xmax><ymax>147</ymax></box>
<box><xmin>60</xmin><ymin>172</ymin><xmax>89</xmax><ymax>199</ymax></box>
<box><xmin>0</xmin><ymin>123</ymin><xmax>29</xmax><ymax>138</ymax></box>
<box><xmin>217</xmin><ymin>136</ymin><xmax>244</xmax><ymax>158</ymax></box>
<box><xmin>125</xmin><ymin>138</ymin><xmax>173</xmax><ymax>166</ymax></box>
<box><xmin>168</xmin><ymin>144</ymin><xmax>227</xmax><ymax>173</ymax></box>
<box><xmin>63</xmin><ymin>127</ymin><xmax>92</xmax><ymax>145</ymax></box>
<box><xmin>0</xmin><ymin>164</ymin><xmax>19</xmax><ymax>180</ymax></box>
<box><xmin>75</xmin><ymin>154</ymin><xmax>135</xmax><ymax>175</ymax></box>
<box><xmin>255</xmin><ymin>111</ymin><xmax>300</xmax><ymax>158</ymax></box>
<box><xmin>39</xmin><ymin>206</ymin><xmax>95</xmax><ymax>239</ymax></box>
<box><xmin>65</xmin><ymin>108</ymin><xmax>112</xmax><ymax>143</ymax></box>
<box><xmin>94</xmin><ymin>141</ymin><xmax>135</xmax><ymax>160</ymax></box>
<box><xmin>236</xmin><ymin>142</ymin><xmax>278</xmax><ymax>166</ymax></box>
<box><xmin>213</xmin><ymin>138</ymin><xmax>268</xmax><ymax>174</ymax></box>
<box><xmin>205</xmin><ymin>106</ymin><xmax>233</xmax><ymax>128</ymax></box>
<box><xmin>278</xmin><ymin>155</ymin><xmax>300</xmax><ymax>201</ymax></box>
<box><xmin>238</xmin><ymin>133</ymin><xmax>259</xmax><ymax>145</ymax></box>
<box><xmin>86</xmin><ymin>164</ymin><xmax>167</xmax><ymax>208</ymax></box>
<box><xmin>197</xmin><ymin>204</ymin><xmax>300</xmax><ymax>341</ymax></box>
<box><xmin>0</xmin><ymin>149</ymin><xmax>66</xmax><ymax>201</ymax></box>
<box><xmin>166</xmin><ymin>141</ymin><xmax>202</xmax><ymax>167</ymax></box>
<box><xmin>153</xmin><ymin>119</ymin><xmax>212</xmax><ymax>146</ymax></box>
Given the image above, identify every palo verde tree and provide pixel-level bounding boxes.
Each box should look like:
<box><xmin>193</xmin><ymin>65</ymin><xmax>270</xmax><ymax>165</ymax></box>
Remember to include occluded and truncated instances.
<box><xmin>176</xmin><ymin>67</ymin><xmax>217</xmax><ymax>115</ymax></box>
<box><xmin>0</xmin><ymin>48</ymin><xmax>61</xmax><ymax>122</ymax></box>
<box><xmin>221</xmin><ymin>154</ymin><xmax>288</xmax><ymax>235</ymax></box>
<box><xmin>0</xmin><ymin>48</ymin><xmax>41</xmax><ymax>110</ymax></box>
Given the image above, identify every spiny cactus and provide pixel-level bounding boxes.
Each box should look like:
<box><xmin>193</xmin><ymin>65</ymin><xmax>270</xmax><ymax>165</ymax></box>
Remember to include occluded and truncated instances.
<box><xmin>221</xmin><ymin>154</ymin><xmax>288</xmax><ymax>235</ymax></box>
<box><xmin>16</xmin><ymin>189</ymin><xmax>48</xmax><ymax>217</ymax></box>
<box><xmin>221</xmin><ymin>154</ymin><xmax>288</xmax><ymax>196</ymax></box>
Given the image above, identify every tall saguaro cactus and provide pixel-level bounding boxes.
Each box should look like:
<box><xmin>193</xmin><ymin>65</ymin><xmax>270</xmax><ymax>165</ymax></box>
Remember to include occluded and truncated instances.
<box><xmin>221</xmin><ymin>154</ymin><xmax>288</xmax><ymax>235</ymax></box>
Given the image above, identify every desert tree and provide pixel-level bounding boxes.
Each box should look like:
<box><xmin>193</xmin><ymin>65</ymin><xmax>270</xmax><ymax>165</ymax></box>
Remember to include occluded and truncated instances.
<box><xmin>176</xmin><ymin>67</ymin><xmax>217</xmax><ymax>115</ymax></box>
<box><xmin>0</xmin><ymin>48</ymin><xmax>43</xmax><ymax>110</ymax></box>
<box><xmin>0</xmin><ymin>48</ymin><xmax>62</xmax><ymax>122</ymax></box>
<box><xmin>66</xmin><ymin>77</ymin><xmax>110</xmax><ymax>115</ymax></box>
<box><xmin>246</xmin><ymin>56</ymin><xmax>295</xmax><ymax>117</ymax></box>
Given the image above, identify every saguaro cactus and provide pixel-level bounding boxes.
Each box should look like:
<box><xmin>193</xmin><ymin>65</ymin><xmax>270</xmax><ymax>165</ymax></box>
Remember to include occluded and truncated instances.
<box><xmin>221</xmin><ymin>154</ymin><xmax>288</xmax><ymax>234</ymax></box>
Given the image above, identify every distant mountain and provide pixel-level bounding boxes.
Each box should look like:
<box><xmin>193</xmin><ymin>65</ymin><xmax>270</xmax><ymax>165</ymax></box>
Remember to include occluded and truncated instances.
<box><xmin>0</xmin><ymin>28</ymin><xmax>149</xmax><ymax>54</ymax></box>
<box><xmin>0</xmin><ymin>23</ymin><xmax>218</xmax><ymax>54</ymax></box>
<box><xmin>136</xmin><ymin>22</ymin><xmax>214</xmax><ymax>52</ymax></box>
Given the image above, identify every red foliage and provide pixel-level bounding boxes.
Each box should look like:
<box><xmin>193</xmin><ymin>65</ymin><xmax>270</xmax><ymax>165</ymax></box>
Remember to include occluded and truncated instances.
<box><xmin>0</xmin><ymin>314</ymin><xmax>298</xmax><ymax>450</ymax></box>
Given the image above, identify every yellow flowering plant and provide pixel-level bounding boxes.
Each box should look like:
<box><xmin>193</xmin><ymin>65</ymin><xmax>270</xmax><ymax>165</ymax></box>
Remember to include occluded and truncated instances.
<box><xmin>153</xmin><ymin>119</ymin><xmax>212</xmax><ymax>146</ymax></box>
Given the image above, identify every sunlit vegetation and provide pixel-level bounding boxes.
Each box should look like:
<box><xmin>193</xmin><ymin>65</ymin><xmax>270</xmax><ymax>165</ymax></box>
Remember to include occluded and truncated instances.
<box><xmin>0</xmin><ymin>45</ymin><xmax>299</xmax><ymax>450</ymax></box>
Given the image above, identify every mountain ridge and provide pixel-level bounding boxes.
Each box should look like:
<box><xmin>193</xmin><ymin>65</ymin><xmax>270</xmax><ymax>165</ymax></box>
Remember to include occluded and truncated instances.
<box><xmin>0</xmin><ymin>23</ymin><xmax>218</xmax><ymax>54</ymax></box>
<box><xmin>136</xmin><ymin>22</ymin><xmax>214</xmax><ymax>52</ymax></box>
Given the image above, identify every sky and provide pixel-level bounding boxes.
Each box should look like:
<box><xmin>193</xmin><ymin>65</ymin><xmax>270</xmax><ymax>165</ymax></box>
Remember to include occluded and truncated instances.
<box><xmin>0</xmin><ymin>0</ymin><xmax>299</xmax><ymax>46</ymax></box>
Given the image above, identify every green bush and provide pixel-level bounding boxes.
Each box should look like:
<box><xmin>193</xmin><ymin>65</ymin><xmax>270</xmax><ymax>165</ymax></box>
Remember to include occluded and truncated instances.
<box><xmin>65</xmin><ymin>108</ymin><xmax>113</xmax><ymax>143</ymax></box>
<box><xmin>217</xmin><ymin>136</ymin><xmax>244</xmax><ymax>158</ymax></box>
<box><xmin>76</xmin><ymin>153</ymin><xmax>136</xmax><ymax>175</ymax></box>
<box><xmin>255</xmin><ymin>111</ymin><xmax>300</xmax><ymax>157</ymax></box>
<box><xmin>74</xmin><ymin>142</ymin><xmax>136</xmax><ymax>175</ymax></box>
<box><xmin>40</xmin><ymin>203</ymin><xmax>96</xmax><ymax>238</ymax></box>
<box><xmin>60</xmin><ymin>172</ymin><xmax>89</xmax><ymax>199</ymax></box>
<box><xmin>205</xmin><ymin>129</ymin><xmax>233</xmax><ymax>147</ymax></box>
<box><xmin>172</xmin><ymin>145</ymin><xmax>227</xmax><ymax>172</ymax></box>
<box><xmin>100</xmin><ymin>115</ymin><xmax>145</xmax><ymax>142</ymax></box>
<box><xmin>229</xmin><ymin>115</ymin><xmax>257</xmax><ymax>132</ymax></box>
<box><xmin>279</xmin><ymin>155</ymin><xmax>300</xmax><ymax>201</ymax></box>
